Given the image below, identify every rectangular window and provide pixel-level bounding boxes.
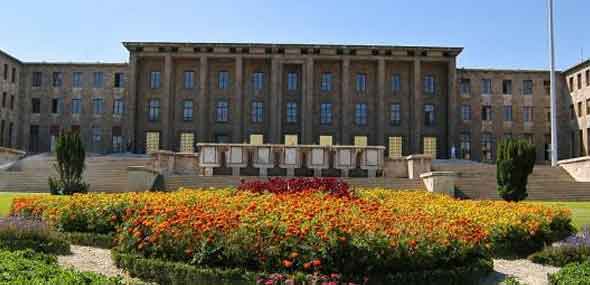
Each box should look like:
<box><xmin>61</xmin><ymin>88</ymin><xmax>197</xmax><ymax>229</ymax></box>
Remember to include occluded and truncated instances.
<box><xmin>32</xmin><ymin>98</ymin><xmax>41</xmax><ymax>114</ymax></box>
<box><xmin>424</xmin><ymin>104</ymin><xmax>435</xmax><ymax>126</ymax></box>
<box><xmin>250</xmin><ymin>134</ymin><xmax>263</xmax><ymax>145</ymax></box>
<box><xmin>112</xmin><ymin>126</ymin><xmax>123</xmax><ymax>153</ymax></box>
<box><xmin>320</xmin><ymin>73</ymin><xmax>332</xmax><ymax>92</ymax></box>
<box><xmin>461</xmin><ymin>104</ymin><xmax>471</xmax><ymax>122</ymax></box>
<box><xmin>1</xmin><ymin>93</ymin><xmax>5</xmax><ymax>107</ymax></box>
<box><xmin>319</xmin><ymin>136</ymin><xmax>333</xmax><ymax>146</ymax></box>
<box><xmin>287</xmin><ymin>72</ymin><xmax>298</xmax><ymax>91</ymax></box>
<box><xmin>183</xmin><ymin>71</ymin><xmax>194</xmax><ymax>89</ymax></box>
<box><xmin>392</xmin><ymin>74</ymin><xmax>401</xmax><ymax>92</ymax></box>
<box><xmin>2</xmin><ymin>64</ymin><xmax>7</xmax><ymax>80</ymax></box>
<box><xmin>252</xmin><ymin>72</ymin><xmax>264</xmax><ymax>91</ymax></box>
<box><xmin>94</xmin><ymin>72</ymin><xmax>104</xmax><ymax>88</ymax></box>
<box><xmin>114</xmin><ymin>72</ymin><xmax>125</xmax><ymax>88</ymax></box>
<box><xmin>320</xmin><ymin>103</ymin><xmax>332</xmax><ymax>125</ymax></box>
<box><xmin>481</xmin><ymin>133</ymin><xmax>494</xmax><ymax>161</ymax></box>
<box><xmin>355</xmin><ymin>103</ymin><xmax>368</xmax><ymax>126</ymax></box>
<box><xmin>150</xmin><ymin>71</ymin><xmax>161</xmax><ymax>89</ymax></box>
<box><xmin>356</xmin><ymin>73</ymin><xmax>367</xmax><ymax>93</ymax></box>
<box><xmin>587</xmin><ymin>99</ymin><xmax>590</xmax><ymax>116</ymax></box>
<box><xmin>460</xmin><ymin>132</ymin><xmax>471</xmax><ymax>160</ymax></box>
<box><xmin>460</xmin><ymin>78</ymin><xmax>471</xmax><ymax>95</ymax></box>
<box><xmin>523</xmin><ymin>107</ymin><xmax>534</xmax><ymax>122</ymax></box>
<box><xmin>523</xmin><ymin>80</ymin><xmax>533</xmax><ymax>95</ymax></box>
<box><xmin>544</xmin><ymin>80</ymin><xmax>550</xmax><ymax>95</ymax></box>
<box><xmin>546</xmin><ymin>107</ymin><xmax>551</xmax><ymax>122</ymax></box>
<box><xmin>586</xmin><ymin>70</ymin><xmax>590</xmax><ymax>87</ymax></box>
<box><xmin>113</xmin><ymin>98</ymin><xmax>124</xmax><ymax>115</ymax></box>
<box><xmin>354</xmin><ymin>136</ymin><xmax>368</xmax><ymax>147</ymax></box>
<box><xmin>32</xmin><ymin>72</ymin><xmax>42</xmax><ymax>87</ymax></box>
<box><xmin>569</xmin><ymin>77</ymin><xmax>574</xmax><ymax>92</ymax></box>
<box><xmin>502</xmin><ymin>80</ymin><xmax>512</xmax><ymax>95</ymax></box>
<box><xmin>7</xmin><ymin>123</ymin><xmax>12</xmax><ymax>147</ymax></box>
<box><xmin>92</xmin><ymin>98</ymin><xmax>104</xmax><ymax>114</ymax></box>
<box><xmin>545</xmin><ymin>134</ymin><xmax>551</xmax><ymax>161</ymax></box>
<box><xmin>183</xmin><ymin>100</ymin><xmax>193</xmax><ymax>121</ymax></box>
<box><xmin>216</xmin><ymin>101</ymin><xmax>229</xmax><ymax>122</ymax></box>
<box><xmin>51</xmin><ymin>98</ymin><xmax>64</xmax><ymax>114</ymax></box>
<box><xmin>390</xmin><ymin>103</ymin><xmax>401</xmax><ymax>126</ymax></box>
<box><xmin>145</xmin><ymin>131</ymin><xmax>160</xmax><ymax>154</ymax></box>
<box><xmin>388</xmin><ymin>136</ymin><xmax>403</xmax><ymax>158</ymax></box>
<box><xmin>286</xmin><ymin>102</ymin><xmax>297</xmax><ymax>123</ymax></box>
<box><xmin>179</xmin><ymin>133</ymin><xmax>195</xmax><ymax>153</ymax></box>
<box><xmin>424</xmin><ymin>75</ymin><xmax>435</xmax><ymax>94</ymax></box>
<box><xmin>148</xmin><ymin>99</ymin><xmax>160</xmax><ymax>121</ymax></box>
<box><xmin>10</xmin><ymin>67</ymin><xmax>15</xmax><ymax>83</ymax></box>
<box><xmin>52</xmin><ymin>72</ymin><xmax>63</xmax><ymax>87</ymax></box>
<box><xmin>578</xmin><ymin>102</ymin><xmax>583</xmax><ymax>117</ymax></box>
<box><xmin>578</xmin><ymin>73</ymin><xmax>582</xmax><ymax>90</ymax></box>
<box><xmin>503</xmin><ymin>105</ymin><xmax>513</xmax><ymax>121</ymax></box>
<box><xmin>284</xmin><ymin>134</ymin><xmax>298</xmax><ymax>146</ymax></box>
<box><xmin>423</xmin><ymin>137</ymin><xmax>437</xmax><ymax>158</ymax></box>
<box><xmin>481</xmin><ymin>79</ymin><xmax>492</xmax><ymax>95</ymax></box>
<box><xmin>9</xmin><ymin>95</ymin><xmax>13</xmax><ymax>110</ymax></box>
<box><xmin>73</xmin><ymin>72</ymin><xmax>82</xmax><ymax>88</ymax></box>
<box><xmin>251</xmin><ymin>101</ymin><xmax>264</xmax><ymax>123</ymax></box>
<box><xmin>218</xmin><ymin>71</ymin><xmax>229</xmax><ymax>89</ymax></box>
<box><xmin>0</xmin><ymin>120</ymin><xmax>3</xmax><ymax>146</ymax></box>
<box><xmin>482</xmin><ymin>105</ymin><xmax>493</xmax><ymax>121</ymax></box>
<box><xmin>71</xmin><ymin>98</ymin><xmax>82</xmax><ymax>114</ymax></box>
<box><xmin>92</xmin><ymin>127</ymin><xmax>102</xmax><ymax>143</ymax></box>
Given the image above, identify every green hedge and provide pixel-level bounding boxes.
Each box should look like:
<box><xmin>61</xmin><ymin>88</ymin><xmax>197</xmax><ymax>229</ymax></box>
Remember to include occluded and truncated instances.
<box><xmin>0</xmin><ymin>222</ymin><xmax>70</xmax><ymax>255</ymax></box>
<box><xmin>62</xmin><ymin>232</ymin><xmax>114</xmax><ymax>249</ymax></box>
<box><xmin>529</xmin><ymin>245</ymin><xmax>590</xmax><ymax>267</ymax></box>
<box><xmin>549</xmin><ymin>261</ymin><xmax>590</xmax><ymax>285</ymax></box>
<box><xmin>112</xmin><ymin>250</ymin><xmax>493</xmax><ymax>285</ymax></box>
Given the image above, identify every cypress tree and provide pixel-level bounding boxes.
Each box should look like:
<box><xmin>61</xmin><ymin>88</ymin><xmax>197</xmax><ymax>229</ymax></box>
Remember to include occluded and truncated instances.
<box><xmin>49</xmin><ymin>132</ymin><xmax>89</xmax><ymax>195</ymax></box>
<box><xmin>496</xmin><ymin>139</ymin><xmax>536</xmax><ymax>202</ymax></box>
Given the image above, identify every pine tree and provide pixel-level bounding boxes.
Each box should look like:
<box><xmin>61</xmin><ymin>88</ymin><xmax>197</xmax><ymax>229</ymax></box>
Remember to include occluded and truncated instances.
<box><xmin>496</xmin><ymin>139</ymin><xmax>536</xmax><ymax>202</ymax></box>
<box><xmin>48</xmin><ymin>132</ymin><xmax>89</xmax><ymax>195</ymax></box>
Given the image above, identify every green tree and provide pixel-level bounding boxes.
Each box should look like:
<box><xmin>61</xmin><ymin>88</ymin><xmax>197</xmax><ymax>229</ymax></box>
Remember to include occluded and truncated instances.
<box><xmin>496</xmin><ymin>139</ymin><xmax>536</xmax><ymax>202</ymax></box>
<box><xmin>48</xmin><ymin>132</ymin><xmax>89</xmax><ymax>195</ymax></box>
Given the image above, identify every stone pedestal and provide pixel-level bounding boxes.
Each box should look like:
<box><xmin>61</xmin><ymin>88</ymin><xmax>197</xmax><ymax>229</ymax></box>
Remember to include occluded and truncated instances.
<box><xmin>198</xmin><ymin>145</ymin><xmax>221</xmax><ymax>177</ymax></box>
<box><xmin>305</xmin><ymin>147</ymin><xmax>330</xmax><ymax>177</ymax></box>
<box><xmin>279</xmin><ymin>147</ymin><xmax>301</xmax><ymax>177</ymax></box>
<box><xmin>558</xmin><ymin>156</ymin><xmax>590</xmax><ymax>182</ymax></box>
<box><xmin>420</xmin><ymin>171</ymin><xmax>458</xmax><ymax>197</ymax></box>
<box><xmin>383</xmin><ymin>157</ymin><xmax>408</xmax><ymax>178</ymax></box>
<box><xmin>226</xmin><ymin>146</ymin><xmax>248</xmax><ymax>176</ymax></box>
<box><xmin>253</xmin><ymin>146</ymin><xmax>274</xmax><ymax>177</ymax></box>
<box><xmin>173</xmin><ymin>152</ymin><xmax>199</xmax><ymax>175</ymax></box>
<box><xmin>359</xmin><ymin>147</ymin><xmax>385</xmax><ymax>178</ymax></box>
<box><xmin>334</xmin><ymin>147</ymin><xmax>356</xmax><ymax>177</ymax></box>
<box><xmin>406</xmin><ymin>154</ymin><xmax>432</xmax><ymax>179</ymax></box>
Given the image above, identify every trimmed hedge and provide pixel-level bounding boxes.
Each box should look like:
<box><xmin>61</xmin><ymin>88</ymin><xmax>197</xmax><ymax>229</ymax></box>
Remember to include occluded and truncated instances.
<box><xmin>0</xmin><ymin>218</ymin><xmax>70</xmax><ymax>254</ymax></box>
<box><xmin>549</xmin><ymin>261</ymin><xmax>590</xmax><ymax>285</ymax></box>
<box><xmin>62</xmin><ymin>232</ymin><xmax>114</xmax><ymax>249</ymax></box>
<box><xmin>112</xmin><ymin>250</ymin><xmax>493</xmax><ymax>285</ymax></box>
<box><xmin>529</xmin><ymin>245</ymin><xmax>590</xmax><ymax>267</ymax></box>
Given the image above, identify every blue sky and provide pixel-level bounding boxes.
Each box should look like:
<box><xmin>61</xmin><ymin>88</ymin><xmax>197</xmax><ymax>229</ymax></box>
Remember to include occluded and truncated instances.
<box><xmin>1</xmin><ymin>0</ymin><xmax>588</xmax><ymax>70</ymax></box>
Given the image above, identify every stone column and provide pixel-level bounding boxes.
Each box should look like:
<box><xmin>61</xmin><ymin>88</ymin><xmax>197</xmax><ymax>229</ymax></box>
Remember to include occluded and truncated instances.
<box><xmin>164</xmin><ymin>54</ymin><xmax>174</xmax><ymax>150</ymax></box>
<box><xmin>341</xmin><ymin>58</ymin><xmax>351</xmax><ymax>144</ymax></box>
<box><xmin>412</xmin><ymin>58</ymin><xmax>422</xmax><ymax>154</ymax></box>
<box><xmin>377</xmin><ymin>58</ymin><xmax>386</xmax><ymax>146</ymax></box>
<box><xmin>270</xmin><ymin>57</ymin><xmax>282</xmax><ymax>143</ymax></box>
<box><xmin>233</xmin><ymin>56</ymin><xmax>243</xmax><ymax>143</ymax></box>
<box><xmin>447</xmin><ymin>57</ymin><xmax>457</xmax><ymax>159</ymax></box>
<box><xmin>198</xmin><ymin>55</ymin><xmax>208</xmax><ymax>142</ymax></box>
<box><xmin>302</xmin><ymin>57</ymin><xmax>314</xmax><ymax>144</ymax></box>
<box><xmin>128</xmin><ymin>52</ymin><xmax>138</xmax><ymax>152</ymax></box>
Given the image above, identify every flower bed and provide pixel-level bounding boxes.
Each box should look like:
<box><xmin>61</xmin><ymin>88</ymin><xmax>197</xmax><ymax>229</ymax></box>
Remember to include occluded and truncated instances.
<box><xmin>9</xmin><ymin>183</ymin><xmax>573</xmax><ymax>283</ymax></box>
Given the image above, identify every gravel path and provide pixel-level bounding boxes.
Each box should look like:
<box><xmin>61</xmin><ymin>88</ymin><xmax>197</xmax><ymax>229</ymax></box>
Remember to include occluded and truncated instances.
<box><xmin>58</xmin><ymin>246</ymin><xmax>561</xmax><ymax>285</ymax></box>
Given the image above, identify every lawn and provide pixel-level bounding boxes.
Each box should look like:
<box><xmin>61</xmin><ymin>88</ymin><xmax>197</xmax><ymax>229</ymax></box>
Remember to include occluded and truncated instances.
<box><xmin>535</xmin><ymin>201</ymin><xmax>590</xmax><ymax>230</ymax></box>
<box><xmin>0</xmin><ymin>193</ymin><xmax>44</xmax><ymax>216</ymax></box>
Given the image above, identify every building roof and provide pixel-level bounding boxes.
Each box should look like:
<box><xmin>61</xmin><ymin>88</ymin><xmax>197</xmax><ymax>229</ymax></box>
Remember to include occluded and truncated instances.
<box><xmin>0</xmin><ymin>48</ymin><xmax>23</xmax><ymax>64</ymax></box>
<box><xmin>563</xmin><ymin>59</ymin><xmax>590</xmax><ymax>75</ymax></box>
<box><xmin>23</xmin><ymin>62</ymin><xmax>128</xmax><ymax>67</ymax></box>
<box><xmin>458</xmin><ymin>67</ymin><xmax>552</xmax><ymax>74</ymax></box>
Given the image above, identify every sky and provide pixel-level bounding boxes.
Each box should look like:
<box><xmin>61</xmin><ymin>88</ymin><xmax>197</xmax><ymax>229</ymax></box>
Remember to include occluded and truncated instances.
<box><xmin>1</xmin><ymin>0</ymin><xmax>588</xmax><ymax>70</ymax></box>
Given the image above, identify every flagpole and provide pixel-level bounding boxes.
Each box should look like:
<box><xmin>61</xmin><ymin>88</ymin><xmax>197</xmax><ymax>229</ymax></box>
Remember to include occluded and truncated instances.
<box><xmin>548</xmin><ymin>0</ymin><xmax>558</xmax><ymax>166</ymax></box>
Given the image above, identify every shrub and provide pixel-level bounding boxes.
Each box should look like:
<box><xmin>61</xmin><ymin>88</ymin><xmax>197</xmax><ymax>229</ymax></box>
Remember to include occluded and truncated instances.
<box><xmin>549</xmin><ymin>261</ymin><xmax>590</xmax><ymax>285</ymax></box>
<box><xmin>237</xmin><ymin>177</ymin><xmax>351</xmax><ymax>197</ymax></box>
<box><xmin>49</xmin><ymin>132</ymin><xmax>89</xmax><ymax>195</ymax></box>
<box><xmin>496</xmin><ymin>139</ymin><xmax>536</xmax><ymax>202</ymax></box>
<box><xmin>529</xmin><ymin>225</ymin><xmax>590</xmax><ymax>266</ymax></box>
<box><xmin>0</xmin><ymin>217</ymin><xmax>70</xmax><ymax>254</ymax></box>
<box><xmin>62</xmin><ymin>232</ymin><xmax>114</xmax><ymax>249</ymax></box>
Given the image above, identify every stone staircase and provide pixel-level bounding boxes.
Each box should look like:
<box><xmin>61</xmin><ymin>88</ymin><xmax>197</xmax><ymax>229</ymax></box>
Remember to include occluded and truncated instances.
<box><xmin>433</xmin><ymin>160</ymin><xmax>590</xmax><ymax>201</ymax></box>
<box><xmin>0</xmin><ymin>153</ymin><xmax>150</xmax><ymax>193</ymax></box>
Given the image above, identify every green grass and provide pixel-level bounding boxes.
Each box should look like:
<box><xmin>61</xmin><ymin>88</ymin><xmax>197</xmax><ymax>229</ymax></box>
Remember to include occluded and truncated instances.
<box><xmin>534</xmin><ymin>202</ymin><xmax>590</xmax><ymax>230</ymax></box>
<box><xmin>0</xmin><ymin>193</ymin><xmax>44</xmax><ymax>217</ymax></box>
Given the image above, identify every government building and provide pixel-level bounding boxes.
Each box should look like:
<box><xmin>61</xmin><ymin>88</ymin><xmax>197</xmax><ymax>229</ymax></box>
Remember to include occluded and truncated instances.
<box><xmin>1</xmin><ymin>42</ymin><xmax>588</xmax><ymax>163</ymax></box>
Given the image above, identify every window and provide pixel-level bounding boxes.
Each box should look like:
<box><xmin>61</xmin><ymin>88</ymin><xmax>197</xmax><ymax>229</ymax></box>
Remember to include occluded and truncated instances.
<box><xmin>114</xmin><ymin>72</ymin><xmax>124</xmax><ymax>88</ymax></box>
<box><xmin>424</xmin><ymin>75</ymin><xmax>435</xmax><ymax>94</ymax></box>
<box><xmin>148</xmin><ymin>99</ymin><xmax>160</xmax><ymax>121</ymax></box>
<box><xmin>503</xmin><ymin>105</ymin><xmax>513</xmax><ymax>121</ymax></box>
<box><xmin>545</xmin><ymin>134</ymin><xmax>552</xmax><ymax>161</ymax></box>
<box><xmin>183</xmin><ymin>71</ymin><xmax>194</xmax><ymax>89</ymax></box>
<box><xmin>356</xmin><ymin>73</ymin><xmax>367</xmax><ymax>93</ymax></box>
<box><xmin>92</xmin><ymin>127</ymin><xmax>102</xmax><ymax>143</ymax></box>
<box><xmin>578</xmin><ymin>74</ymin><xmax>582</xmax><ymax>90</ymax></box>
<box><xmin>523</xmin><ymin>106</ymin><xmax>534</xmax><ymax>122</ymax></box>
<box><xmin>218</xmin><ymin>71</ymin><xmax>229</xmax><ymax>89</ymax></box>
<box><xmin>73</xmin><ymin>72</ymin><xmax>82</xmax><ymax>88</ymax></box>
<box><xmin>51</xmin><ymin>98</ymin><xmax>64</xmax><ymax>114</ymax></box>
<box><xmin>112</xmin><ymin>127</ymin><xmax>123</xmax><ymax>153</ymax></box>
<box><xmin>2</xmin><ymin>64</ymin><xmax>6</xmax><ymax>80</ymax></box>
<box><xmin>251</xmin><ymin>101</ymin><xmax>264</xmax><ymax>123</ymax></box>
<box><xmin>320</xmin><ymin>103</ymin><xmax>332</xmax><ymax>125</ymax></box>
<box><xmin>354</xmin><ymin>136</ymin><xmax>368</xmax><ymax>147</ymax></box>
<box><xmin>216</xmin><ymin>101</ymin><xmax>229</xmax><ymax>122</ymax></box>
<box><xmin>481</xmin><ymin>79</ymin><xmax>492</xmax><ymax>95</ymax></box>
<box><xmin>482</xmin><ymin>105</ymin><xmax>493</xmax><ymax>121</ymax></box>
<box><xmin>250</xmin><ymin>134</ymin><xmax>263</xmax><ymax>145</ymax></box>
<box><xmin>524</xmin><ymin>133</ymin><xmax>534</xmax><ymax>145</ymax></box>
<box><xmin>424</xmin><ymin>104</ymin><xmax>435</xmax><ymax>126</ymax></box>
<box><xmin>70</xmin><ymin>97</ymin><xmax>81</xmax><ymax>114</ymax></box>
<box><xmin>286</xmin><ymin>102</ymin><xmax>297</xmax><ymax>123</ymax></box>
<box><xmin>0</xmin><ymin>121</ymin><xmax>3</xmax><ymax>146</ymax></box>
<box><xmin>6</xmin><ymin>94</ymin><xmax>11</xmax><ymax>110</ymax></box>
<box><xmin>423</xmin><ymin>137</ymin><xmax>437</xmax><ymax>158</ymax></box>
<box><xmin>150</xmin><ymin>71</ymin><xmax>161</xmax><ymax>89</ymax></box>
<box><xmin>145</xmin><ymin>132</ymin><xmax>160</xmax><ymax>154</ymax></box>
<box><xmin>179</xmin><ymin>133</ymin><xmax>195</xmax><ymax>153</ymax></box>
<box><xmin>388</xmin><ymin>136</ymin><xmax>403</xmax><ymax>158</ymax></box>
<box><xmin>11</xmin><ymin>68</ymin><xmax>15</xmax><ymax>83</ymax></box>
<box><xmin>481</xmin><ymin>133</ymin><xmax>494</xmax><ymax>161</ymax></box>
<box><xmin>287</xmin><ymin>72</ymin><xmax>298</xmax><ymax>91</ymax></box>
<box><xmin>51</xmin><ymin>72</ymin><xmax>63</xmax><ymax>87</ymax></box>
<box><xmin>569</xmin><ymin>77</ymin><xmax>574</xmax><ymax>92</ymax></box>
<box><xmin>355</xmin><ymin>103</ymin><xmax>368</xmax><ymax>126</ymax></box>
<box><xmin>92</xmin><ymin>97</ymin><xmax>104</xmax><ymax>114</ymax></box>
<box><xmin>93</xmin><ymin>72</ymin><xmax>104</xmax><ymax>88</ymax></box>
<box><xmin>182</xmin><ymin>100</ymin><xmax>193</xmax><ymax>121</ymax></box>
<box><xmin>460</xmin><ymin>78</ymin><xmax>471</xmax><ymax>95</ymax></box>
<box><xmin>461</xmin><ymin>104</ymin><xmax>471</xmax><ymax>122</ymax></box>
<box><xmin>578</xmin><ymin>102</ymin><xmax>583</xmax><ymax>117</ymax></box>
<box><xmin>252</xmin><ymin>72</ymin><xmax>264</xmax><ymax>91</ymax></box>
<box><xmin>586</xmin><ymin>70</ymin><xmax>590</xmax><ymax>87</ymax></box>
<box><xmin>502</xmin><ymin>80</ymin><xmax>512</xmax><ymax>95</ymax></box>
<box><xmin>570</xmin><ymin>104</ymin><xmax>575</xmax><ymax>120</ymax></box>
<box><xmin>113</xmin><ymin>98</ymin><xmax>124</xmax><ymax>115</ymax></box>
<box><xmin>0</xmin><ymin>93</ymin><xmax>4</xmax><ymax>108</ymax></box>
<box><xmin>284</xmin><ymin>134</ymin><xmax>298</xmax><ymax>146</ymax></box>
<box><xmin>460</xmin><ymin>132</ymin><xmax>471</xmax><ymax>160</ymax></box>
<box><xmin>523</xmin><ymin>80</ymin><xmax>533</xmax><ymax>95</ymax></box>
<box><xmin>545</xmin><ymin>107</ymin><xmax>551</xmax><ymax>122</ymax></box>
<box><xmin>320</xmin><ymin>73</ymin><xmax>332</xmax><ymax>92</ymax></box>
<box><xmin>32</xmin><ymin>72</ymin><xmax>42</xmax><ymax>87</ymax></box>
<box><xmin>544</xmin><ymin>80</ymin><xmax>550</xmax><ymax>95</ymax></box>
<box><xmin>32</xmin><ymin>98</ymin><xmax>41</xmax><ymax>114</ymax></box>
<box><xmin>392</xmin><ymin>74</ymin><xmax>401</xmax><ymax>92</ymax></box>
<box><xmin>319</xmin><ymin>136</ymin><xmax>333</xmax><ymax>146</ymax></box>
<box><xmin>587</xmin><ymin>99</ymin><xmax>590</xmax><ymax>116</ymax></box>
<box><xmin>390</xmin><ymin>103</ymin><xmax>401</xmax><ymax>126</ymax></box>
<box><xmin>7</xmin><ymin>123</ymin><xmax>12</xmax><ymax>147</ymax></box>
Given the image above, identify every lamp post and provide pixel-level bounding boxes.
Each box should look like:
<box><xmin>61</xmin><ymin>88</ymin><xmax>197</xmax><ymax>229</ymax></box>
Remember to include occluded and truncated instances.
<box><xmin>548</xmin><ymin>0</ymin><xmax>558</xmax><ymax>166</ymax></box>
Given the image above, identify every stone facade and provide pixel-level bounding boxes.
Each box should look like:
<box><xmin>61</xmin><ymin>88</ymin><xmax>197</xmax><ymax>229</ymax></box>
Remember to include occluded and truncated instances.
<box><xmin>563</xmin><ymin>60</ymin><xmax>590</xmax><ymax>158</ymax></box>
<box><xmin>0</xmin><ymin>50</ymin><xmax>21</xmax><ymax>149</ymax></box>
<box><xmin>0</xmin><ymin>42</ymin><xmax>582</xmax><ymax>163</ymax></box>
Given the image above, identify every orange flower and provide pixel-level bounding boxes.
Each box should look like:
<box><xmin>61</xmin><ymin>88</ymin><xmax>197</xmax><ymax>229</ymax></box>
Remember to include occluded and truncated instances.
<box><xmin>282</xmin><ymin>260</ymin><xmax>293</xmax><ymax>268</ymax></box>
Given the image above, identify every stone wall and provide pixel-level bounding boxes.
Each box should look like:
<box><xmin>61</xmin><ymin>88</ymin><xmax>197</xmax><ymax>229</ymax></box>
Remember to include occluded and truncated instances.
<box><xmin>558</xmin><ymin>156</ymin><xmax>590</xmax><ymax>182</ymax></box>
